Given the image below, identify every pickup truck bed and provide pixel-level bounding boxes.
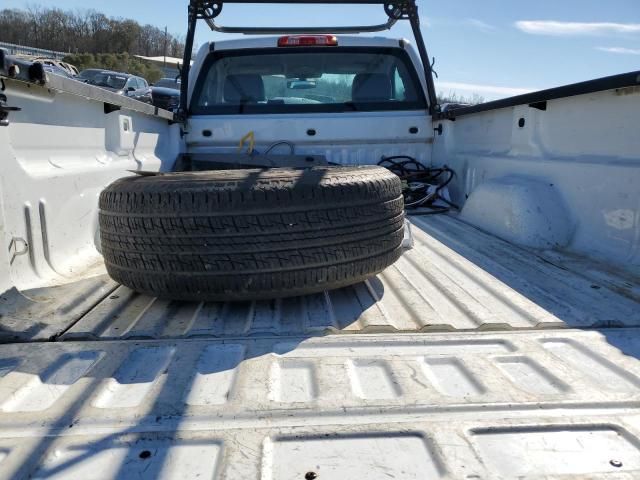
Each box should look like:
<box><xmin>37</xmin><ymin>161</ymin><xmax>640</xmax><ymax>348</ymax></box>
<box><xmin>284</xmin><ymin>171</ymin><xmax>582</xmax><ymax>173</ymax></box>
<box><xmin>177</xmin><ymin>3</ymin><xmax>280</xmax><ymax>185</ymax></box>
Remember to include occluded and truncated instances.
<box><xmin>1</xmin><ymin>215</ymin><xmax>639</xmax><ymax>479</ymax></box>
<box><xmin>2</xmin><ymin>29</ymin><xmax>640</xmax><ymax>477</ymax></box>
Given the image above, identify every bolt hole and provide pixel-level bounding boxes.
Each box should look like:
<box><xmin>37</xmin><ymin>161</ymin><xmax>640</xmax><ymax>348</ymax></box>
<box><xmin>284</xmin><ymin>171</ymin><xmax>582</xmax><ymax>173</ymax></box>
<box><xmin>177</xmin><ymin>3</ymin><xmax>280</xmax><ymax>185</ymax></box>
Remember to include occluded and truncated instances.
<box><xmin>139</xmin><ymin>450</ymin><xmax>152</xmax><ymax>459</ymax></box>
<box><xmin>610</xmin><ymin>459</ymin><xmax>623</xmax><ymax>468</ymax></box>
<box><xmin>518</xmin><ymin>117</ymin><xmax>525</xmax><ymax>128</ymax></box>
<box><xmin>306</xmin><ymin>129</ymin><xmax>316</xmax><ymax>136</ymax></box>
<box><xmin>305</xmin><ymin>472</ymin><xmax>317</xmax><ymax>480</ymax></box>
<box><xmin>409</xmin><ymin>126</ymin><xmax>419</xmax><ymax>134</ymax></box>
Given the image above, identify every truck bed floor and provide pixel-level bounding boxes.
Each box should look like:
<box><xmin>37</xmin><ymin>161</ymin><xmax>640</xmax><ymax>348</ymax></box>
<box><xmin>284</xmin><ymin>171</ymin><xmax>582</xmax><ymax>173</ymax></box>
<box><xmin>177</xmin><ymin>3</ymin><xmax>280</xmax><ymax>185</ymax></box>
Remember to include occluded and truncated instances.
<box><xmin>0</xmin><ymin>329</ymin><xmax>639</xmax><ymax>478</ymax></box>
<box><xmin>0</xmin><ymin>216</ymin><xmax>639</xmax><ymax>478</ymax></box>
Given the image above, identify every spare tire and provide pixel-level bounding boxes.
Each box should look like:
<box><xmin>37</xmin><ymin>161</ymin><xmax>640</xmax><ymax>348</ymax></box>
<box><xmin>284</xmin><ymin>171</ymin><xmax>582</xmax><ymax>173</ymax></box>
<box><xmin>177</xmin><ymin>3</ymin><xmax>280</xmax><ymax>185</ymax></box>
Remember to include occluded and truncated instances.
<box><xmin>99</xmin><ymin>166</ymin><xmax>404</xmax><ymax>301</ymax></box>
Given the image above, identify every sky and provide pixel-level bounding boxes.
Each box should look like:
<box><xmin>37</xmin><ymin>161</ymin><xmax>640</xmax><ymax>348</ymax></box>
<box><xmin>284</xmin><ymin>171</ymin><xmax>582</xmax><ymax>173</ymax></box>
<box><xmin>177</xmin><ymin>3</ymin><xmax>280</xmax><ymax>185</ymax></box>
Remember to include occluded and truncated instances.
<box><xmin>3</xmin><ymin>0</ymin><xmax>639</xmax><ymax>100</ymax></box>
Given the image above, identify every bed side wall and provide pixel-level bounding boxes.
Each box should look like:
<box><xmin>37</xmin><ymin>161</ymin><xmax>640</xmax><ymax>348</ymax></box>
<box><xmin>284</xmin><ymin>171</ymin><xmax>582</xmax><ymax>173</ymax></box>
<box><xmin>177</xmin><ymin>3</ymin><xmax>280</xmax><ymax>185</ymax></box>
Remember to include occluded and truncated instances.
<box><xmin>432</xmin><ymin>86</ymin><xmax>640</xmax><ymax>266</ymax></box>
<box><xmin>0</xmin><ymin>78</ymin><xmax>181</xmax><ymax>291</ymax></box>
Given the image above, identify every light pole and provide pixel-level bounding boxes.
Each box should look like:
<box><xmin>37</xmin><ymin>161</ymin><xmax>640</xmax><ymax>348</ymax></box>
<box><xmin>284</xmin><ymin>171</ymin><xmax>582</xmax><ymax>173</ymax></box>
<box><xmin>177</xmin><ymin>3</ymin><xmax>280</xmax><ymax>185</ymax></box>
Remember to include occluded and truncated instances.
<box><xmin>163</xmin><ymin>26</ymin><xmax>168</xmax><ymax>69</ymax></box>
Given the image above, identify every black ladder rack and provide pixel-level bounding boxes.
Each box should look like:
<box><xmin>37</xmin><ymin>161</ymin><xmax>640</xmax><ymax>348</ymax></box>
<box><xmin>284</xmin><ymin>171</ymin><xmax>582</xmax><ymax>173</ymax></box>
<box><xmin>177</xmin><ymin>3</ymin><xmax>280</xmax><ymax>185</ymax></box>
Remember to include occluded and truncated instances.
<box><xmin>179</xmin><ymin>0</ymin><xmax>439</xmax><ymax>119</ymax></box>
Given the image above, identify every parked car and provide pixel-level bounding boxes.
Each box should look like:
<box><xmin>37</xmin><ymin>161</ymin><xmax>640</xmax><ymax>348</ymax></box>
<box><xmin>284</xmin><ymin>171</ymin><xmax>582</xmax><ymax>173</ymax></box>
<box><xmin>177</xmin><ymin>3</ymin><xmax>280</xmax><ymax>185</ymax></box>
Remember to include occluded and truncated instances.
<box><xmin>38</xmin><ymin>59</ymin><xmax>79</xmax><ymax>76</ymax></box>
<box><xmin>89</xmin><ymin>71</ymin><xmax>152</xmax><ymax>104</ymax></box>
<box><xmin>42</xmin><ymin>64</ymin><xmax>75</xmax><ymax>79</ymax></box>
<box><xmin>149</xmin><ymin>77</ymin><xmax>181</xmax><ymax>111</ymax></box>
<box><xmin>154</xmin><ymin>77</ymin><xmax>181</xmax><ymax>89</ymax></box>
<box><xmin>14</xmin><ymin>55</ymin><xmax>78</xmax><ymax>77</ymax></box>
<box><xmin>77</xmin><ymin>68</ymin><xmax>111</xmax><ymax>84</ymax></box>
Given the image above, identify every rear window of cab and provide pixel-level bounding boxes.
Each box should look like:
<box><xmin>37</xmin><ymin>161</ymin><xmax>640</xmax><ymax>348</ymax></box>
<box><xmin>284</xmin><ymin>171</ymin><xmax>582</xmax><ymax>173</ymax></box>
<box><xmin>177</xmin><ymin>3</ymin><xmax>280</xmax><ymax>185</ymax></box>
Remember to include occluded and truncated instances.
<box><xmin>190</xmin><ymin>47</ymin><xmax>427</xmax><ymax>114</ymax></box>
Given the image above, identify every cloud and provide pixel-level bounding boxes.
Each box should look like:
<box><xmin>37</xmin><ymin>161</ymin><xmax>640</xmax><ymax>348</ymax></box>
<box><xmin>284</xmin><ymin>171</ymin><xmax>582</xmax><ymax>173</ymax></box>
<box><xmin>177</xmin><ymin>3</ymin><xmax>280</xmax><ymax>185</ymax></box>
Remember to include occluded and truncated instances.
<box><xmin>596</xmin><ymin>46</ymin><xmax>640</xmax><ymax>55</ymax></box>
<box><xmin>464</xmin><ymin>18</ymin><xmax>495</xmax><ymax>32</ymax></box>
<box><xmin>437</xmin><ymin>81</ymin><xmax>535</xmax><ymax>98</ymax></box>
<box><xmin>515</xmin><ymin>20</ymin><xmax>640</xmax><ymax>36</ymax></box>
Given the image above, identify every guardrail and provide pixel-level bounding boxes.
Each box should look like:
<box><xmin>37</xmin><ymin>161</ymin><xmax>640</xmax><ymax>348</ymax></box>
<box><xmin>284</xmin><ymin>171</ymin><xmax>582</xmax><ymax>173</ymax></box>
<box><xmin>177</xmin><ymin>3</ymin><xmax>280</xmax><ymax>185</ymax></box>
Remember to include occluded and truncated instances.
<box><xmin>0</xmin><ymin>42</ymin><xmax>68</xmax><ymax>60</ymax></box>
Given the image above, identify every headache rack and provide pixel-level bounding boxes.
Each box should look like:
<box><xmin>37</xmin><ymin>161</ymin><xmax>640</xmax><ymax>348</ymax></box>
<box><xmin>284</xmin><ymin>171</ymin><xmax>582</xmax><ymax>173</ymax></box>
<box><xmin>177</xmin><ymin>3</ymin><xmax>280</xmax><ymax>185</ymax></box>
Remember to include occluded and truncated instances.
<box><xmin>179</xmin><ymin>0</ymin><xmax>439</xmax><ymax>118</ymax></box>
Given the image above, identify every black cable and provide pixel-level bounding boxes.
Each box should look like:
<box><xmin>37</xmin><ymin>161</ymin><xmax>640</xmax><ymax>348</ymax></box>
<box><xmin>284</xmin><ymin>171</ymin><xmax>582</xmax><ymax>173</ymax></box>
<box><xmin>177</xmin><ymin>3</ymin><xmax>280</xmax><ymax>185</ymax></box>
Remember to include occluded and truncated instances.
<box><xmin>407</xmin><ymin>206</ymin><xmax>451</xmax><ymax>216</ymax></box>
<box><xmin>377</xmin><ymin>156</ymin><xmax>456</xmax><ymax>215</ymax></box>
<box><xmin>435</xmin><ymin>167</ymin><xmax>454</xmax><ymax>193</ymax></box>
<box><xmin>437</xmin><ymin>196</ymin><xmax>460</xmax><ymax>210</ymax></box>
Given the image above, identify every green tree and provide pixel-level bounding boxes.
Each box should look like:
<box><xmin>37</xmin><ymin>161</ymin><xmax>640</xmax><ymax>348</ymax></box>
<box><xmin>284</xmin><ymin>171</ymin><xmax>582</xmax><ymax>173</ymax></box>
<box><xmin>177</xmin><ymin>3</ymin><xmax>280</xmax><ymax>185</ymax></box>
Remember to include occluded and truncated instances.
<box><xmin>437</xmin><ymin>91</ymin><xmax>485</xmax><ymax>105</ymax></box>
<box><xmin>0</xmin><ymin>6</ymin><xmax>185</xmax><ymax>57</ymax></box>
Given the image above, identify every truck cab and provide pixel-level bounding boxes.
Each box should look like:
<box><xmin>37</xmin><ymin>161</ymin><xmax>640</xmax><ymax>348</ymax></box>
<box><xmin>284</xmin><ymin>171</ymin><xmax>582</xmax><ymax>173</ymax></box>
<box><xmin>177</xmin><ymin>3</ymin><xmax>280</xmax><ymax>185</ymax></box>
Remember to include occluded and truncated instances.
<box><xmin>183</xmin><ymin>35</ymin><xmax>433</xmax><ymax>166</ymax></box>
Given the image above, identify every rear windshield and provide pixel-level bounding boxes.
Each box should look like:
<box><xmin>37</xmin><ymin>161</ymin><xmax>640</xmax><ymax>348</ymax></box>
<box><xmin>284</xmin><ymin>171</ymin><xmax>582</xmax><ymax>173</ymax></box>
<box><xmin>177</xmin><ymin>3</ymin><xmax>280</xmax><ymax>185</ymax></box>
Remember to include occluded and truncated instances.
<box><xmin>91</xmin><ymin>73</ymin><xmax>127</xmax><ymax>90</ymax></box>
<box><xmin>78</xmin><ymin>70</ymin><xmax>101</xmax><ymax>80</ymax></box>
<box><xmin>155</xmin><ymin>78</ymin><xmax>181</xmax><ymax>89</ymax></box>
<box><xmin>191</xmin><ymin>47</ymin><xmax>426</xmax><ymax>114</ymax></box>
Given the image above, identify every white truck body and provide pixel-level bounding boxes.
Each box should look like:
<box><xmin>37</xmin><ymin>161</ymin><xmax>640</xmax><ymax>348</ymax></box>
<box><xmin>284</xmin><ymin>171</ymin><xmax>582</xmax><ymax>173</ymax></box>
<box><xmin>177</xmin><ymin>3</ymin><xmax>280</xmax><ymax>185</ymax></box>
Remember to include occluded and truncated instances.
<box><xmin>0</xmin><ymin>30</ymin><xmax>639</xmax><ymax>479</ymax></box>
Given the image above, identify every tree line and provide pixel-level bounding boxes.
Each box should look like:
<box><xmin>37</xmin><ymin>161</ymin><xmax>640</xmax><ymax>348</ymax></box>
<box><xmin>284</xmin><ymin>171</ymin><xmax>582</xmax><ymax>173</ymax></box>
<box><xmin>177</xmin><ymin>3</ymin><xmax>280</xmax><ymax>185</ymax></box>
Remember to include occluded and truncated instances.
<box><xmin>437</xmin><ymin>91</ymin><xmax>484</xmax><ymax>105</ymax></box>
<box><xmin>0</xmin><ymin>6</ymin><xmax>185</xmax><ymax>58</ymax></box>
